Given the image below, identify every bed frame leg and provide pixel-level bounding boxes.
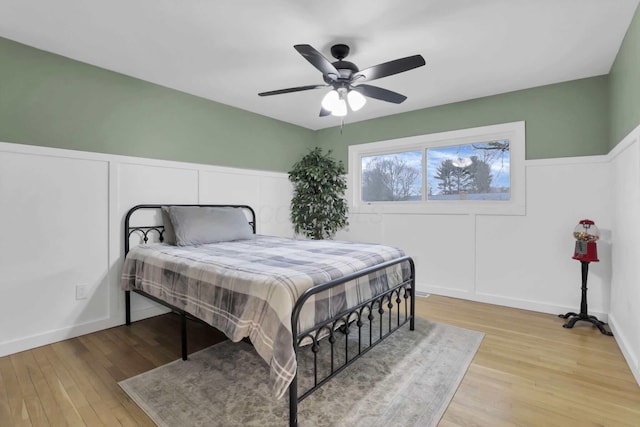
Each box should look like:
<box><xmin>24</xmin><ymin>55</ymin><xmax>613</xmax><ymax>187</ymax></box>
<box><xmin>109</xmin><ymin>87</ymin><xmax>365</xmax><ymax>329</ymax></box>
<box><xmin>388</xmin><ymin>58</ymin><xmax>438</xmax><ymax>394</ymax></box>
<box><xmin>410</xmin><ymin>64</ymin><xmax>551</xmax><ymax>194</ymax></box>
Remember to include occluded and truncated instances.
<box><xmin>289</xmin><ymin>376</ymin><xmax>298</xmax><ymax>427</ymax></box>
<box><xmin>181</xmin><ymin>311</ymin><xmax>188</xmax><ymax>361</ymax></box>
<box><xmin>125</xmin><ymin>291</ymin><xmax>131</xmax><ymax>326</ymax></box>
<box><xmin>410</xmin><ymin>259</ymin><xmax>416</xmax><ymax>331</ymax></box>
<box><xmin>410</xmin><ymin>289</ymin><xmax>415</xmax><ymax>331</ymax></box>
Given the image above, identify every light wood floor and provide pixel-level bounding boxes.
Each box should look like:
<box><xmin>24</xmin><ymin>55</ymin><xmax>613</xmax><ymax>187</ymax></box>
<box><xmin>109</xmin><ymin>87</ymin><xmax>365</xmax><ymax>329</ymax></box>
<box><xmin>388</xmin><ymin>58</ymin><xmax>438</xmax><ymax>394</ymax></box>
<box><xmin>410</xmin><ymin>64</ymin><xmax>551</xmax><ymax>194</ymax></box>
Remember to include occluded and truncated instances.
<box><xmin>1</xmin><ymin>295</ymin><xmax>638</xmax><ymax>426</ymax></box>
<box><xmin>419</xmin><ymin>296</ymin><xmax>640</xmax><ymax>427</ymax></box>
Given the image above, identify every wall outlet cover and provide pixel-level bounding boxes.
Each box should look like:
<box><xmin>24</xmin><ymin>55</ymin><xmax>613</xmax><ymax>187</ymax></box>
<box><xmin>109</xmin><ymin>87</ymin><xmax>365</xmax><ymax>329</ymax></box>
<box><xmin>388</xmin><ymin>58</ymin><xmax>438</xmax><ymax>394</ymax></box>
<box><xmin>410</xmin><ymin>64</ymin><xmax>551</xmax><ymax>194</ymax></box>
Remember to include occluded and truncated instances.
<box><xmin>76</xmin><ymin>284</ymin><xmax>88</xmax><ymax>300</ymax></box>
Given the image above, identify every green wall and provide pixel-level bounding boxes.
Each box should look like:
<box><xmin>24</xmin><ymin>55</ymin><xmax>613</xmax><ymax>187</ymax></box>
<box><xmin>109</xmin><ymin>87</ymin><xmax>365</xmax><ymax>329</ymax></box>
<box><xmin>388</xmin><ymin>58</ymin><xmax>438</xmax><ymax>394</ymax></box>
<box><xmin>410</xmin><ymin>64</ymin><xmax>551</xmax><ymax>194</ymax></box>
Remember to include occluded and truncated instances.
<box><xmin>609</xmin><ymin>3</ymin><xmax>640</xmax><ymax>148</ymax></box>
<box><xmin>3</xmin><ymin>12</ymin><xmax>639</xmax><ymax>173</ymax></box>
<box><xmin>315</xmin><ymin>76</ymin><xmax>610</xmax><ymax>167</ymax></box>
<box><xmin>0</xmin><ymin>37</ymin><xmax>314</xmax><ymax>172</ymax></box>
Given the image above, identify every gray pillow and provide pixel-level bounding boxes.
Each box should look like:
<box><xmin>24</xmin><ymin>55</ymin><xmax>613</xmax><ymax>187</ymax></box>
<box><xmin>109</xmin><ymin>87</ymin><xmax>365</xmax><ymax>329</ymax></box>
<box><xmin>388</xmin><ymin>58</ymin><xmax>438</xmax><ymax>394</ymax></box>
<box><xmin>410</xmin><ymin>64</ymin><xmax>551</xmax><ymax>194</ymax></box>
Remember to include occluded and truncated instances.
<box><xmin>160</xmin><ymin>206</ymin><xmax>176</xmax><ymax>245</ymax></box>
<box><xmin>164</xmin><ymin>206</ymin><xmax>254</xmax><ymax>246</ymax></box>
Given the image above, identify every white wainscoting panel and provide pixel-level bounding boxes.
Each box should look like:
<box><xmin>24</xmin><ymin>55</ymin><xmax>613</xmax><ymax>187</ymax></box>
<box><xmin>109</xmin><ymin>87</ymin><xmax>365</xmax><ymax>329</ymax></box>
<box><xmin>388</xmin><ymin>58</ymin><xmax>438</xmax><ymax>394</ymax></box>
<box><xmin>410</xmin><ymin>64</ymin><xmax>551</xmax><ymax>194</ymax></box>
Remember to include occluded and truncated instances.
<box><xmin>0</xmin><ymin>141</ymin><xmax>293</xmax><ymax>357</ymax></box>
<box><xmin>336</xmin><ymin>213</ymin><xmax>385</xmax><ymax>244</ymax></box>
<box><xmin>199</xmin><ymin>169</ymin><xmax>260</xmax><ymax>207</ymax></box>
<box><xmin>0</xmin><ymin>149</ymin><xmax>109</xmax><ymax>355</ymax></box>
<box><xmin>117</xmin><ymin>162</ymin><xmax>200</xmax><ymax>209</ymax></box>
<box><xmin>383</xmin><ymin>214</ymin><xmax>475</xmax><ymax>295</ymax></box>
<box><xmin>256</xmin><ymin>175</ymin><xmax>294</xmax><ymax>237</ymax></box>
<box><xmin>609</xmin><ymin>128</ymin><xmax>640</xmax><ymax>384</ymax></box>
<box><xmin>476</xmin><ymin>159</ymin><xmax>611</xmax><ymax>316</ymax></box>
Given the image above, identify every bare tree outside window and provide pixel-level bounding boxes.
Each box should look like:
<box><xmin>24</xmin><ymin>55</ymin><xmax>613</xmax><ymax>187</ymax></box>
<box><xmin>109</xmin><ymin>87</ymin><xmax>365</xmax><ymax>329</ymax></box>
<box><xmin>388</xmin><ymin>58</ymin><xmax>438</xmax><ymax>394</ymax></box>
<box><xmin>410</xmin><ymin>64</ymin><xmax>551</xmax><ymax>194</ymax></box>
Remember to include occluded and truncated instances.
<box><xmin>361</xmin><ymin>152</ymin><xmax>422</xmax><ymax>202</ymax></box>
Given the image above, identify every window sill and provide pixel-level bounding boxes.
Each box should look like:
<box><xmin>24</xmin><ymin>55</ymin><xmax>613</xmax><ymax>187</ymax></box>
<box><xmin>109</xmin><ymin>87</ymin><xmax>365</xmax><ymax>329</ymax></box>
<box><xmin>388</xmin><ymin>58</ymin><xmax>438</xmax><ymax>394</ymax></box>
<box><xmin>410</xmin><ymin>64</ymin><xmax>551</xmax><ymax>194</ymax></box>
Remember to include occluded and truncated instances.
<box><xmin>350</xmin><ymin>200</ymin><xmax>526</xmax><ymax>216</ymax></box>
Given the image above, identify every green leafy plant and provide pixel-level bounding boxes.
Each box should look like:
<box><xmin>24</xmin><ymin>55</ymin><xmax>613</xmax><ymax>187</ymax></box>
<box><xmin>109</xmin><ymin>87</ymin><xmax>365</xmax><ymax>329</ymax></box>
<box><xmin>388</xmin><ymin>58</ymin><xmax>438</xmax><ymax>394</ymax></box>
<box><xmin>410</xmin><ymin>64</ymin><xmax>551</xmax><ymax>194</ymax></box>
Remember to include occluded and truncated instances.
<box><xmin>288</xmin><ymin>147</ymin><xmax>349</xmax><ymax>239</ymax></box>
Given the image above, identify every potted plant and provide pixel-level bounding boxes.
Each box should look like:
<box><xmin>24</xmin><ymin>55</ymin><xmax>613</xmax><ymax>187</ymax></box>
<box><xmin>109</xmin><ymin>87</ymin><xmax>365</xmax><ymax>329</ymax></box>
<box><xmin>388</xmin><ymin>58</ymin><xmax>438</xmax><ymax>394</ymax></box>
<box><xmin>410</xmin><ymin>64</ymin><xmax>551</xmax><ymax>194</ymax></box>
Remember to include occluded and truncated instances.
<box><xmin>288</xmin><ymin>147</ymin><xmax>348</xmax><ymax>239</ymax></box>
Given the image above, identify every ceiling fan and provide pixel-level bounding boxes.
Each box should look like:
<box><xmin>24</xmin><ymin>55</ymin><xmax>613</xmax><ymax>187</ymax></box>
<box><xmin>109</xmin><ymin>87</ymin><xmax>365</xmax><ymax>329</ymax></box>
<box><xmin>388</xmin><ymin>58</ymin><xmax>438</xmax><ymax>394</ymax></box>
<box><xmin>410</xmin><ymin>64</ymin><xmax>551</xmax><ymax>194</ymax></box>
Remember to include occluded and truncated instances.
<box><xmin>258</xmin><ymin>44</ymin><xmax>426</xmax><ymax>117</ymax></box>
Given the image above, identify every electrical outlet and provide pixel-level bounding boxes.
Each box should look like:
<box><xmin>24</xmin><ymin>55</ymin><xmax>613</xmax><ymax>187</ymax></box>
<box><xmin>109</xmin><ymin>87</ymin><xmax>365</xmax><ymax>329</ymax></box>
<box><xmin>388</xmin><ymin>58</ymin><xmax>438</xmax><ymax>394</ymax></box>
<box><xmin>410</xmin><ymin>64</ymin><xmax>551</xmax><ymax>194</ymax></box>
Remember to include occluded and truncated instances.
<box><xmin>76</xmin><ymin>284</ymin><xmax>88</xmax><ymax>300</ymax></box>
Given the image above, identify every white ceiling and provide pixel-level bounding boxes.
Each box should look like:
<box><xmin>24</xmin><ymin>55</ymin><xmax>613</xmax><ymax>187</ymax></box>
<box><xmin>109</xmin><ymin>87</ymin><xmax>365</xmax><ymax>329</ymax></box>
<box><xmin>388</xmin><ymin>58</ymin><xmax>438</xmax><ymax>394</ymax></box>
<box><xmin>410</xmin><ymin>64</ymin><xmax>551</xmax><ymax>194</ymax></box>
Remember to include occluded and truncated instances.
<box><xmin>1</xmin><ymin>0</ymin><xmax>638</xmax><ymax>130</ymax></box>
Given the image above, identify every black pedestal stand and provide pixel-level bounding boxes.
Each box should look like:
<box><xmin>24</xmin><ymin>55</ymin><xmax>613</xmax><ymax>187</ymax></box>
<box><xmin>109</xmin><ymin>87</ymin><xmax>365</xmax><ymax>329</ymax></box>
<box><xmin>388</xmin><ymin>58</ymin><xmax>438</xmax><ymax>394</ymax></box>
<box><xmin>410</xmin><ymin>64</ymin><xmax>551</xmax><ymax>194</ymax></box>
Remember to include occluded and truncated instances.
<box><xmin>559</xmin><ymin>261</ymin><xmax>612</xmax><ymax>336</ymax></box>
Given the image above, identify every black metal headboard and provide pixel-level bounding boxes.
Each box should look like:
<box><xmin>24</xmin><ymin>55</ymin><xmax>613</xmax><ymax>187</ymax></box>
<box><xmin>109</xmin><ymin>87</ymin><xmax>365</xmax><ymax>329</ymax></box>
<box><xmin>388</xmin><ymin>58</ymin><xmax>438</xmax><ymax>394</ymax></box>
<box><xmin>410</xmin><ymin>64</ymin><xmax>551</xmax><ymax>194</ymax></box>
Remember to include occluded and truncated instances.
<box><xmin>124</xmin><ymin>204</ymin><xmax>256</xmax><ymax>255</ymax></box>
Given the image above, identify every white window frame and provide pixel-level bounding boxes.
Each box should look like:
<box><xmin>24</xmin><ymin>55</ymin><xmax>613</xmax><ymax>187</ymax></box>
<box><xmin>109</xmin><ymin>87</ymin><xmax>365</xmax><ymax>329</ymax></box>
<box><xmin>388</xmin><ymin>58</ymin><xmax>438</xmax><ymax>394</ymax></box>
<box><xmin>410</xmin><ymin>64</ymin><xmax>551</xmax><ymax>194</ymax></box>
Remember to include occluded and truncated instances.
<box><xmin>348</xmin><ymin>121</ymin><xmax>525</xmax><ymax>215</ymax></box>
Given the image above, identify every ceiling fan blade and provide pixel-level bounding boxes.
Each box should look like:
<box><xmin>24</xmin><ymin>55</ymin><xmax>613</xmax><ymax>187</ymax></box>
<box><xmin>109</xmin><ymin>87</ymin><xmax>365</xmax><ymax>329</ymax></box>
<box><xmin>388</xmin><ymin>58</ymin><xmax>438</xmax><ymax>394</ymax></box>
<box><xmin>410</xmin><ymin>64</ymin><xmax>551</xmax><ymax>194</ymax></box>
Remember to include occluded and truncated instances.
<box><xmin>355</xmin><ymin>55</ymin><xmax>425</xmax><ymax>82</ymax></box>
<box><xmin>258</xmin><ymin>84</ymin><xmax>326</xmax><ymax>97</ymax></box>
<box><xmin>353</xmin><ymin>84</ymin><xmax>407</xmax><ymax>104</ymax></box>
<box><xmin>294</xmin><ymin>44</ymin><xmax>340</xmax><ymax>80</ymax></box>
<box><xmin>319</xmin><ymin>107</ymin><xmax>331</xmax><ymax>117</ymax></box>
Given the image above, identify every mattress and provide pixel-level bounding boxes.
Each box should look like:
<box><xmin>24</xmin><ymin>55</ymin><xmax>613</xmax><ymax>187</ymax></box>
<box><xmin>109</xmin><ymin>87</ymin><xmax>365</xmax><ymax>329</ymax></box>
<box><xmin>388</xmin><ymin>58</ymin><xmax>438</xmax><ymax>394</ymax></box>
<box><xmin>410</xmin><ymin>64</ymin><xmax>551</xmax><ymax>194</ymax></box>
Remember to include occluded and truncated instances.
<box><xmin>121</xmin><ymin>235</ymin><xmax>409</xmax><ymax>399</ymax></box>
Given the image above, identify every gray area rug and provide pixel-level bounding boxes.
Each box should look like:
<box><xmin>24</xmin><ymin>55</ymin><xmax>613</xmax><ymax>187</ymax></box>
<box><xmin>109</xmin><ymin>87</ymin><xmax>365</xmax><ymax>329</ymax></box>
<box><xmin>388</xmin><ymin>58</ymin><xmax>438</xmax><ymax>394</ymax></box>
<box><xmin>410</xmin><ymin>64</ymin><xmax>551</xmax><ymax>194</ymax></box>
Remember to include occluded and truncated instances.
<box><xmin>119</xmin><ymin>317</ymin><xmax>483</xmax><ymax>427</ymax></box>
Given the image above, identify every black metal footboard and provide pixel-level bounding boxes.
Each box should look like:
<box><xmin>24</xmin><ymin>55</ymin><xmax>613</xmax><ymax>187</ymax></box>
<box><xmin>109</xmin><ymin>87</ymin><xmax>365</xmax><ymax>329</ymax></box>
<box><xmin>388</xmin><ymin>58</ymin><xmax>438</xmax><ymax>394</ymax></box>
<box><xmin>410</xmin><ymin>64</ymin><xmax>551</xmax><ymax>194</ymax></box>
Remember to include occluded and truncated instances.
<box><xmin>289</xmin><ymin>256</ymin><xmax>415</xmax><ymax>427</ymax></box>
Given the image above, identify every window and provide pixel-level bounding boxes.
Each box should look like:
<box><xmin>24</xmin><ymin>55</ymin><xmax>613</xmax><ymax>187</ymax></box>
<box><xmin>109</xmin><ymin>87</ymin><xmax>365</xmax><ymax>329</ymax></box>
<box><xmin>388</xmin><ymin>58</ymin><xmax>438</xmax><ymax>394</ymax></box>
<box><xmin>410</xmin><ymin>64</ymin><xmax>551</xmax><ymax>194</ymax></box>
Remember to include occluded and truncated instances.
<box><xmin>362</xmin><ymin>151</ymin><xmax>422</xmax><ymax>202</ymax></box>
<box><xmin>426</xmin><ymin>141</ymin><xmax>510</xmax><ymax>201</ymax></box>
<box><xmin>348</xmin><ymin>121</ymin><xmax>525</xmax><ymax>215</ymax></box>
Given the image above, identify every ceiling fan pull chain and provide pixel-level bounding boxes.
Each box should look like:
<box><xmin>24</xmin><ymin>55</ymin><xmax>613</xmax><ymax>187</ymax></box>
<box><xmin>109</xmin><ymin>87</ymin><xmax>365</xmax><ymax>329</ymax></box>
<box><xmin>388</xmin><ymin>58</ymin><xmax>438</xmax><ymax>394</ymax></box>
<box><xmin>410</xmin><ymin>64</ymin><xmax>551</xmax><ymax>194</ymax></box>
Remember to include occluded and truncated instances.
<box><xmin>340</xmin><ymin>119</ymin><xmax>344</xmax><ymax>135</ymax></box>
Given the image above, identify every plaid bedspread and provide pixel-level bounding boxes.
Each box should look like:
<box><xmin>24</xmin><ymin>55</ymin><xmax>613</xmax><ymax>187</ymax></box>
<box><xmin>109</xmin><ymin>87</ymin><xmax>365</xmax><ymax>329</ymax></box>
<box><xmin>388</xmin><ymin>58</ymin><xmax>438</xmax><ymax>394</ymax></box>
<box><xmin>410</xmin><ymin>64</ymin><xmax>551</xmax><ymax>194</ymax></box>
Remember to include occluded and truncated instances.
<box><xmin>121</xmin><ymin>235</ymin><xmax>409</xmax><ymax>399</ymax></box>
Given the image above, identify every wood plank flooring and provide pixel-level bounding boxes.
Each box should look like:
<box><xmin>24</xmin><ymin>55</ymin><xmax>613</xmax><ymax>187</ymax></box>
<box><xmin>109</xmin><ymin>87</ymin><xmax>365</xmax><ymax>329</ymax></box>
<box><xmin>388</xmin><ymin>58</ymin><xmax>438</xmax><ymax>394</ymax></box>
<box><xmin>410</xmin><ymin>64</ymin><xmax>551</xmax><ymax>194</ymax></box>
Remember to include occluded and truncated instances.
<box><xmin>1</xmin><ymin>295</ymin><xmax>638</xmax><ymax>426</ymax></box>
<box><xmin>421</xmin><ymin>297</ymin><xmax>640</xmax><ymax>427</ymax></box>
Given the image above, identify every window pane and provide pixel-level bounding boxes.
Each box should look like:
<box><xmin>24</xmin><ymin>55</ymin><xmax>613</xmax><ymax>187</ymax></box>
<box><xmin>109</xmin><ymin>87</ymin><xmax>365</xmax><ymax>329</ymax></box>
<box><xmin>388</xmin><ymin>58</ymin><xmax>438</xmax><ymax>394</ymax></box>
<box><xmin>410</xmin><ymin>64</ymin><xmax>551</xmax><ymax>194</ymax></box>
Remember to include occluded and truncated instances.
<box><xmin>361</xmin><ymin>151</ymin><xmax>422</xmax><ymax>202</ymax></box>
<box><xmin>426</xmin><ymin>140</ymin><xmax>510</xmax><ymax>201</ymax></box>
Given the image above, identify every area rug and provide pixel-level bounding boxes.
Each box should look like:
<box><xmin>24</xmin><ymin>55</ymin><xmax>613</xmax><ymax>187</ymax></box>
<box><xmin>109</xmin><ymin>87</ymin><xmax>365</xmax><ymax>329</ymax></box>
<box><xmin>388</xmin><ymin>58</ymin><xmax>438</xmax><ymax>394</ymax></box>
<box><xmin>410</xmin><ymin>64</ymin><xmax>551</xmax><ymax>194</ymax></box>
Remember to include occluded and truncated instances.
<box><xmin>119</xmin><ymin>317</ymin><xmax>483</xmax><ymax>427</ymax></box>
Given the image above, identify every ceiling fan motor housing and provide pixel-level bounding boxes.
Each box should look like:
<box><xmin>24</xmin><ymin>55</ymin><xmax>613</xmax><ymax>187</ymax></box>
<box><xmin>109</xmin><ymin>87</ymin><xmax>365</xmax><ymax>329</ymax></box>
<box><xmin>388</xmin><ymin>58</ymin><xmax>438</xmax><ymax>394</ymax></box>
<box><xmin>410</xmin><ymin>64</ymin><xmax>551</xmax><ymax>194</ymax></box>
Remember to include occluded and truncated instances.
<box><xmin>324</xmin><ymin>44</ymin><xmax>359</xmax><ymax>85</ymax></box>
<box><xmin>324</xmin><ymin>63</ymin><xmax>358</xmax><ymax>84</ymax></box>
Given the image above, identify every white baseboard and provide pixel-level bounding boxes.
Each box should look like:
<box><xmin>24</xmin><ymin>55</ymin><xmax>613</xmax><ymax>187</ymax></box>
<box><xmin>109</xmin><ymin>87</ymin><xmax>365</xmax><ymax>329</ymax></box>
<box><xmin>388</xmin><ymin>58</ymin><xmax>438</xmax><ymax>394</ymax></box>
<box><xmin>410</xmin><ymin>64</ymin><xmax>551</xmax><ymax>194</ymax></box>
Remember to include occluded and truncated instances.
<box><xmin>608</xmin><ymin>314</ymin><xmax>640</xmax><ymax>386</ymax></box>
<box><xmin>0</xmin><ymin>316</ymin><xmax>119</xmax><ymax>358</ymax></box>
<box><xmin>129</xmin><ymin>304</ymin><xmax>172</xmax><ymax>323</ymax></box>
<box><xmin>0</xmin><ymin>304</ymin><xmax>171</xmax><ymax>358</ymax></box>
<box><xmin>421</xmin><ymin>284</ymin><xmax>608</xmax><ymax>321</ymax></box>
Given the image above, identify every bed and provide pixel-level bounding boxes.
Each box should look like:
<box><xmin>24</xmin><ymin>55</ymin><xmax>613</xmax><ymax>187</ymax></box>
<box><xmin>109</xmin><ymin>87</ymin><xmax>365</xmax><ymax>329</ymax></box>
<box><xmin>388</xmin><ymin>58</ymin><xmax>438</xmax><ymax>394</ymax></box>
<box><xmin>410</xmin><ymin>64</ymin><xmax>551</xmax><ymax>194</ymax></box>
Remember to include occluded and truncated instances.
<box><xmin>121</xmin><ymin>204</ymin><xmax>415</xmax><ymax>426</ymax></box>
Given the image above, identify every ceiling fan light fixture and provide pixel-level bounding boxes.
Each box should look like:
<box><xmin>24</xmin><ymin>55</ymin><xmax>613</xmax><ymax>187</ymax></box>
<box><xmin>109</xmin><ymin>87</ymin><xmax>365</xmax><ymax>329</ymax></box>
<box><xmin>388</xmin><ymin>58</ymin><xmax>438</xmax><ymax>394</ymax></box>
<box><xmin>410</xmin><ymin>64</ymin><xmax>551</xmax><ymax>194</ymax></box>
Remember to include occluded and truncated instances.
<box><xmin>330</xmin><ymin>98</ymin><xmax>347</xmax><ymax>117</ymax></box>
<box><xmin>321</xmin><ymin>89</ymin><xmax>347</xmax><ymax>116</ymax></box>
<box><xmin>347</xmin><ymin>90</ymin><xmax>367</xmax><ymax>111</ymax></box>
<box><xmin>321</xmin><ymin>90</ymin><xmax>340</xmax><ymax>111</ymax></box>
